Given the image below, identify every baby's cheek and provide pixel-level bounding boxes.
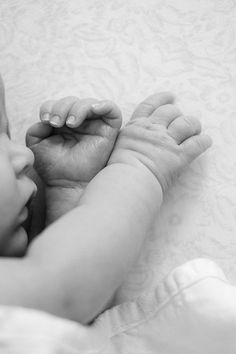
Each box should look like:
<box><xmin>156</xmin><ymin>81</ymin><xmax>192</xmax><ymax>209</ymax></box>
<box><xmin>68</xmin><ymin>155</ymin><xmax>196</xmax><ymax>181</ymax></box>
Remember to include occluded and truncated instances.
<box><xmin>3</xmin><ymin>226</ymin><xmax>28</xmax><ymax>256</ymax></box>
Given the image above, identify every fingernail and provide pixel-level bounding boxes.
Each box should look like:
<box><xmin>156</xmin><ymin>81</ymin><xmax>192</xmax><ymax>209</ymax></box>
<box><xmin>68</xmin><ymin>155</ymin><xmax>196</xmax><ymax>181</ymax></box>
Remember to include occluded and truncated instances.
<box><xmin>91</xmin><ymin>102</ymin><xmax>106</xmax><ymax>110</ymax></box>
<box><xmin>41</xmin><ymin>113</ymin><xmax>50</xmax><ymax>122</ymax></box>
<box><xmin>66</xmin><ymin>115</ymin><xmax>76</xmax><ymax>127</ymax></box>
<box><xmin>50</xmin><ymin>115</ymin><xmax>61</xmax><ymax>127</ymax></box>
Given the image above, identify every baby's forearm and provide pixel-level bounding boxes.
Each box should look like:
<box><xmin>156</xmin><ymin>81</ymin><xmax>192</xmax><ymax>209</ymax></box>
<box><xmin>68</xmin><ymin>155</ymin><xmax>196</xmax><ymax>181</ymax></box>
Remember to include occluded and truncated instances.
<box><xmin>44</xmin><ymin>183</ymin><xmax>86</xmax><ymax>225</ymax></box>
<box><xmin>0</xmin><ymin>163</ymin><xmax>162</xmax><ymax>324</ymax></box>
<box><xmin>27</xmin><ymin>163</ymin><xmax>163</xmax><ymax>323</ymax></box>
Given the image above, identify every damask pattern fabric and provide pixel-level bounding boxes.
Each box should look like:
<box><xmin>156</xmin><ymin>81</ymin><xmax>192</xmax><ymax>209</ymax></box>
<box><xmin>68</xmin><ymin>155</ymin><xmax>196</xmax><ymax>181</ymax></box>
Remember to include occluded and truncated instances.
<box><xmin>0</xmin><ymin>1</ymin><xmax>236</xmax><ymax>350</ymax></box>
<box><xmin>1</xmin><ymin>1</ymin><xmax>236</xmax><ymax>303</ymax></box>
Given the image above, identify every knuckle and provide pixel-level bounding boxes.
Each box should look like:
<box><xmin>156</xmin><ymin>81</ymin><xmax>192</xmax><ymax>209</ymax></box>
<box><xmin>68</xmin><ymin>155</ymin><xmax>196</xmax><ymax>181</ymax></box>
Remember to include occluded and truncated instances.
<box><xmin>182</xmin><ymin>115</ymin><xmax>201</xmax><ymax>130</ymax></box>
<box><xmin>150</xmin><ymin>91</ymin><xmax>175</xmax><ymax>103</ymax></box>
<box><xmin>54</xmin><ymin>97</ymin><xmax>79</xmax><ymax>112</ymax></box>
<box><xmin>101</xmin><ymin>99</ymin><xmax>112</xmax><ymax>106</ymax></box>
<box><xmin>140</xmin><ymin>101</ymin><xmax>155</xmax><ymax>109</ymax></box>
<box><xmin>193</xmin><ymin>117</ymin><xmax>202</xmax><ymax>131</ymax></box>
<box><xmin>158</xmin><ymin>91</ymin><xmax>174</xmax><ymax>97</ymax></box>
<box><xmin>158</xmin><ymin>104</ymin><xmax>181</xmax><ymax>116</ymax></box>
<box><xmin>81</xmin><ymin>97</ymin><xmax>98</xmax><ymax>106</ymax></box>
<box><xmin>51</xmin><ymin>102</ymin><xmax>62</xmax><ymax>114</ymax></box>
<box><xmin>181</xmin><ymin>115</ymin><xmax>193</xmax><ymax>127</ymax></box>
<box><xmin>70</xmin><ymin>100</ymin><xmax>80</xmax><ymax>111</ymax></box>
<box><xmin>194</xmin><ymin>136</ymin><xmax>205</xmax><ymax>151</ymax></box>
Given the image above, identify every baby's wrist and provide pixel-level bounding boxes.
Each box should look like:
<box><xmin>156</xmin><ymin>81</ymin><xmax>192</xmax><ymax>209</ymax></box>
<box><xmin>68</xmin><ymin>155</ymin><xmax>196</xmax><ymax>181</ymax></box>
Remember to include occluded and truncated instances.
<box><xmin>108</xmin><ymin>157</ymin><xmax>163</xmax><ymax>197</ymax></box>
<box><xmin>107</xmin><ymin>160</ymin><xmax>163</xmax><ymax>205</ymax></box>
<box><xmin>45</xmin><ymin>183</ymin><xmax>87</xmax><ymax>225</ymax></box>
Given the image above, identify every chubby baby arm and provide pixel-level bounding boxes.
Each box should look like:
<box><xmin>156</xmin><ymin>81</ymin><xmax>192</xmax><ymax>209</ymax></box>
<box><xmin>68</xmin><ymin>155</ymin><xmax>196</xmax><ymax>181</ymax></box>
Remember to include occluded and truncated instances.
<box><xmin>26</xmin><ymin>93</ymin><xmax>211</xmax><ymax>324</ymax></box>
<box><xmin>0</xmin><ymin>166</ymin><xmax>161</xmax><ymax>324</ymax></box>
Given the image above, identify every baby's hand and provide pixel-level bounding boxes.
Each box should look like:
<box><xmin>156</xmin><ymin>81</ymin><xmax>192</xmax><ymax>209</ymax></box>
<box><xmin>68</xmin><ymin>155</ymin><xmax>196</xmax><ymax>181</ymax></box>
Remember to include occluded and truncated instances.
<box><xmin>109</xmin><ymin>92</ymin><xmax>212</xmax><ymax>192</ymax></box>
<box><xmin>26</xmin><ymin>97</ymin><xmax>122</xmax><ymax>187</ymax></box>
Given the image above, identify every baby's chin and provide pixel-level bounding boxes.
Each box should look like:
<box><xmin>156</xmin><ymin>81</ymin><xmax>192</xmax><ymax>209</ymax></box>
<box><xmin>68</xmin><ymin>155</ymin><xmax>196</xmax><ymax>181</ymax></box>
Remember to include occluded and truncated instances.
<box><xmin>4</xmin><ymin>226</ymin><xmax>28</xmax><ymax>257</ymax></box>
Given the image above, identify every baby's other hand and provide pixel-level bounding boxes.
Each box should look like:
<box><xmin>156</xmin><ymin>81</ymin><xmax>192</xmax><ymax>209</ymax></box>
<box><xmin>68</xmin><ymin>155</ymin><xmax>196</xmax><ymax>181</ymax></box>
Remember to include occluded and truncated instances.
<box><xmin>26</xmin><ymin>97</ymin><xmax>122</xmax><ymax>187</ymax></box>
<box><xmin>109</xmin><ymin>92</ymin><xmax>212</xmax><ymax>192</ymax></box>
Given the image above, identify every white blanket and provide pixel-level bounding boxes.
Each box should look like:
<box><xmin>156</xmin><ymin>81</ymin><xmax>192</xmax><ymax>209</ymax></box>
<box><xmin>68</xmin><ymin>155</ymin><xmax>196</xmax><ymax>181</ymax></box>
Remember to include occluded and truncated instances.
<box><xmin>0</xmin><ymin>259</ymin><xmax>235</xmax><ymax>353</ymax></box>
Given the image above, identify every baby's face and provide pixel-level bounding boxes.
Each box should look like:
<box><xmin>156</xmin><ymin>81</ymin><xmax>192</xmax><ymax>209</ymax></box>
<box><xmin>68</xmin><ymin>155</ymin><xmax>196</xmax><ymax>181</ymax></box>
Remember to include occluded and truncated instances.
<box><xmin>0</xmin><ymin>76</ymin><xmax>37</xmax><ymax>256</ymax></box>
<box><xmin>0</xmin><ymin>134</ymin><xmax>37</xmax><ymax>256</ymax></box>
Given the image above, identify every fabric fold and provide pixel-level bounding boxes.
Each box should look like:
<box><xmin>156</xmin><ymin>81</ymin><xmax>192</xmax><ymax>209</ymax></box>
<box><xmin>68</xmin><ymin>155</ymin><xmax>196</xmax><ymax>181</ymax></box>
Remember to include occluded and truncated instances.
<box><xmin>0</xmin><ymin>258</ymin><xmax>235</xmax><ymax>353</ymax></box>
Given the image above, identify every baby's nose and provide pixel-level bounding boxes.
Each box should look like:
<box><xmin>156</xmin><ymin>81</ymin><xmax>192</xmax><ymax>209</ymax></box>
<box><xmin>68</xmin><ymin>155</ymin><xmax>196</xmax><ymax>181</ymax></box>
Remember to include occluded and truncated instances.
<box><xmin>11</xmin><ymin>142</ymin><xmax>35</xmax><ymax>175</ymax></box>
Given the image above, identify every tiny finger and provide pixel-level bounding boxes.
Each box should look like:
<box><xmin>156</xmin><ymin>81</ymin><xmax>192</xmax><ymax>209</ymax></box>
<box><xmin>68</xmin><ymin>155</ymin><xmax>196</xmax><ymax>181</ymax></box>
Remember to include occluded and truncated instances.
<box><xmin>40</xmin><ymin>100</ymin><xmax>56</xmax><ymax>123</ymax></box>
<box><xmin>150</xmin><ymin>104</ymin><xmax>182</xmax><ymax>127</ymax></box>
<box><xmin>26</xmin><ymin>122</ymin><xmax>53</xmax><ymax>147</ymax></box>
<box><xmin>66</xmin><ymin>98</ymin><xmax>99</xmax><ymax>128</ymax></box>
<box><xmin>91</xmin><ymin>100</ymin><xmax>122</xmax><ymax>129</ymax></box>
<box><xmin>168</xmin><ymin>115</ymin><xmax>202</xmax><ymax>144</ymax></box>
<box><xmin>49</xmin><ymin>96</ymin><xmax>79</xmax><ymax>127</ymax></box>
<box><xmin>131</xmin><ymin>92</ymin><xmax>175</xmax><ymax>120</ymax></box>
<box><xmin>181</xmin><ymin>134</ymin><xmax>213</xmax><ymax>162</ymax></box>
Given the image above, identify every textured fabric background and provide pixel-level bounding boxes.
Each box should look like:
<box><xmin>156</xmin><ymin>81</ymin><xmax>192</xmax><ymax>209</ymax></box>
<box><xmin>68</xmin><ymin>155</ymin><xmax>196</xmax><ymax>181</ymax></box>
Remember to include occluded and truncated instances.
<box><xmin>0</xmin><ymin>0</ymin><xmax>236</xmax><ymax>305</ymax></box>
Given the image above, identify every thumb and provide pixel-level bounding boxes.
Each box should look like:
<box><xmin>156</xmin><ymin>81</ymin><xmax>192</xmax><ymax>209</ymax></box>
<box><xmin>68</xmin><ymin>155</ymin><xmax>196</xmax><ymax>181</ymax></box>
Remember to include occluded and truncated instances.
<box><xmin>26</xmin><ymin>122</ymin><xmax>53</xmax><ymax>147</ymax></box>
